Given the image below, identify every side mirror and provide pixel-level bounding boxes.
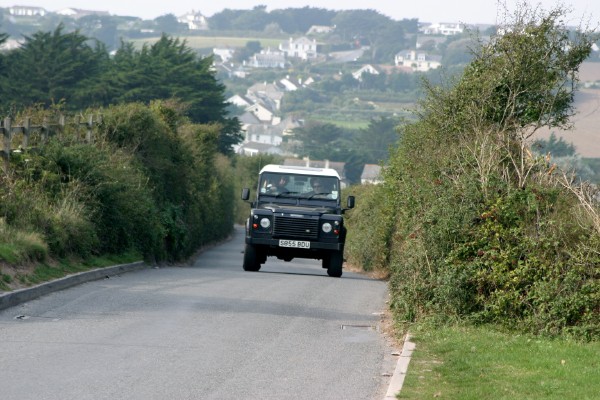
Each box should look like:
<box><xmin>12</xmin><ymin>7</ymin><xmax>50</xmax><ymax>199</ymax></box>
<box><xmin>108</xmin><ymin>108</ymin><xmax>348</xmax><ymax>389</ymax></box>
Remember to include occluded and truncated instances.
<box><xmin>347</xmin><ymin>195</ymin><xmax>355</xmax><ymax>209</ymax></box>
<box><xmin>241</xmin><ymin>188</ymin><xmax>250</xmax><ymax>201</ymax></box>
<box><xmin>342</xmin><ymin>196</ymin><xmax>355</xmax><ymax>214</ymax></box>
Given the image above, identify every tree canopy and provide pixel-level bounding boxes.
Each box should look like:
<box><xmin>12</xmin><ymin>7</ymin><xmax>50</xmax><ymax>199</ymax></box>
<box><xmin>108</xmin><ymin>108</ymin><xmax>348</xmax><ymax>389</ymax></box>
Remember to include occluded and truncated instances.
<box><xmin>0</xmin><ymin>27</ymin><xmax>241</xmax><ymax>154</ymax></box>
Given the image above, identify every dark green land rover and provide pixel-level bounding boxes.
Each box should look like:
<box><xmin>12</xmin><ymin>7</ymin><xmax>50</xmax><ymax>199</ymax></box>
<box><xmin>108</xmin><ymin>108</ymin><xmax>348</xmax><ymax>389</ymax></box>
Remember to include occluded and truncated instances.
<box><xmin>241</xmin><ymin>164</ymin><xmax>355</xmax><ymax>277</ymax></box>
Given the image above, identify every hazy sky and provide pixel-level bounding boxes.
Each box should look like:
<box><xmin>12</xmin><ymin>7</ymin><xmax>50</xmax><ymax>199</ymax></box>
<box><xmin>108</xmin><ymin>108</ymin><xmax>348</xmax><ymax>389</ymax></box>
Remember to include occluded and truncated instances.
<box><xmin>2</xmin><ymin>0</ymin><xmax>599</xmax><ymax>25</ymax></box>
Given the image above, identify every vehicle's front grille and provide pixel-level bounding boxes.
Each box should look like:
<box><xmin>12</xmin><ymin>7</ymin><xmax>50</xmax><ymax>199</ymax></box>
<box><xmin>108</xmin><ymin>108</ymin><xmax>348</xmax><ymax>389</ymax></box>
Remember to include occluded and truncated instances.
<box><xmin>273</xmin><ymin>215</ymin><xmax>319</xmax><ymax>239</ymax></box>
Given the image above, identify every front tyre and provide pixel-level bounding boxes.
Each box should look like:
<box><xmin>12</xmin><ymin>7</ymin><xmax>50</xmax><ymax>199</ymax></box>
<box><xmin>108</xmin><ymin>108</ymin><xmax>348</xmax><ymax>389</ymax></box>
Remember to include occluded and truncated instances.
<box><xmin>327</xmin><ymin>251</ymin><xmax>343</xmax><ymax>278</ymax></box>
<box><xmin>243</xmin><ymin>244</ymin><xmax>261</xmax><ymax>271</ymax></box>
<box><xmin>321</xmin><ymin>255</ymin><xmax>330</xmax><ymax>269</ymax></box>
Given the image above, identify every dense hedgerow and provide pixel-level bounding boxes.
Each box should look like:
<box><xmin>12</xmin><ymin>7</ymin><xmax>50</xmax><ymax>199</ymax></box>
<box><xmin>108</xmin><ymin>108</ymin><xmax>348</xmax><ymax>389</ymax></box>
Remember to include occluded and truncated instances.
<box><xmin>345</xmin><ymin>5</ymin><xmax>600</xmax><ymax>340</ymax></box>
<box><xmin>0</xmin><ymin>101</ymin><xmax>235</xmax><ymax>267</ymax></box>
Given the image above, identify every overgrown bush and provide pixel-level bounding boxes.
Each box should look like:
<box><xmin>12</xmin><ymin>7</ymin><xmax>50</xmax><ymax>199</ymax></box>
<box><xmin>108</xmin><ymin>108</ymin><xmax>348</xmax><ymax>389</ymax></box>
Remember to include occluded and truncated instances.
<box><xmin>99</xmin><ymin>101</ymin><xmax>235</xmax><ymax>260</ymax></box>
<box><xmin>347</xmin><ymin>4</ymin><xmax>600</xmax><ymax>340</ymax></box>
<box><xmin>0</xmin><ymin>100</ymin><xmax>236</xmax><ymax>269</ymax></box>
<box><xmin>344</xmin><ymin>183</ymin><xmax>395</xmax><ymax>273</ymax></box>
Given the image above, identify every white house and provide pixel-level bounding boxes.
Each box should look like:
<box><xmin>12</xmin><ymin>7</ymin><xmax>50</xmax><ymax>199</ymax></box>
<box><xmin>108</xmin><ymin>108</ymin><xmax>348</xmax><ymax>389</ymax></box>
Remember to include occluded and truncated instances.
<box><xmin>8</xmin><ymin>6</ymin><xmax>46</xmax><ymax>17</ymax></box>
<box><xmin>244</xmin><ymin>124</ymin><xmax>284</xmax><ymax>146</ymax></box>
<box><xmin>246</xmin><ymin>48</ymin><xmax>286</xmax><ymax>68</ymax></box>
<box><xmin>306</xmin><ymin>25</ymin><xmax>334</xmax><ymax>35</ymax></box>
<box><xmin>177</xmin><ymin>10</ymin><xmax>208</xmax><ymax>30</ymax></box>
<box><xmin>279</xmin><ymin>78</ymin><xmax>298</xmax><ymax>91</ymax></box>
<box><xmin>227</xmin><ymin>94</ymin><xmax>252</xmax><ymax>108</ymax></box>
<box><xmin>395</xmin><ymin>50</ymin><xmax>442</xmax><ymax>72</ymax></box>
<box><xmin>421</xmin><ymin>22</ymin><xmax>464</xmax><ymax>36</ymax></box>
<box><xmin>213</xmin><ymin>47</ymin><xmax>235</xmax><ymax>62</ymax></box>
<box><xmin>237</xmin><ymin>141</ymin><xmax>284</xmax><ymax>156</ymax></box>
<box><xmin>56</xmin><ymin>8</ymin><xmax>110</xmax><ymax>18</ymax></box>
<box><xmin>302</xmin><ymin>76</ymin><xmax>316</xmax><ymax>87</ymax></box>
<box><xmin>352</xmin><ymin>64</ymin><xmax>380</xmax><ymax>81</ymax></box>
<box><xmin>279</xmin><ymin>37</ymin><xmax>318</xmax><ymax>60</ymax></box>
<box><xmin>245</xmin><ymin>103</ymin><xmax>274</xmax><ymax>123</ymax></box>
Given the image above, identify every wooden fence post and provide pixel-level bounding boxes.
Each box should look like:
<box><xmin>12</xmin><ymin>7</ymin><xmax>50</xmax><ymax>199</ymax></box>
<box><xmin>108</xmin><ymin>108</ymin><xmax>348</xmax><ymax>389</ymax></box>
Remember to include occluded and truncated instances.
<box><xmin>59</xmin><ymin>115</ymin><xmax>65</xmax><ymax>140</ymax></box>
<box><xmin>2</xmin><ymin>117</ymin><xmax>11</xmax><ymax>173</ymax></box>
<box><xmin>86</xmin><ymin>115</ymin><xmax>93</xmax><ymax>143</ymax></box>
<box><xmin>42</xmin><ymin>117</ymin><xmax>48</xmax><ymax>143</ymax></box>
<box><xmin>23</xmin><ymin>117</ymin><xmax>31</xmax><ymax>148</ymax></box>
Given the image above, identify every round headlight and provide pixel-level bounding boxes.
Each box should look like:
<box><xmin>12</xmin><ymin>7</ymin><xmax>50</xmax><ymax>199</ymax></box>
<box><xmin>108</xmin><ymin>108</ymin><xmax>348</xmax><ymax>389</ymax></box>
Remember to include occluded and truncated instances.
<box><xmin>322</xmin><ymin>222</ymin><xmax>332</xmax><ymax>233</ymax></box>
<box><xmin>260</xmin><ymin>218</ymin><xmax>271</xmax><ymax>229</ymax></box>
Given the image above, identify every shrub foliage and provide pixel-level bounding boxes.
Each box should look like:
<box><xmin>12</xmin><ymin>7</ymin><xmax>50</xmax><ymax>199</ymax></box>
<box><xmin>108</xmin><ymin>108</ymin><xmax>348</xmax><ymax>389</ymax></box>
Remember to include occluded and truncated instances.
<box><xmin>0</xmin><ymin>101</ymin><xmax>234</xmax><ymax>266</ymax></box>
<box><xmin>345</xmin><ymin>4</ymin><xmax>600</xmax><ymax>339</ymax></box>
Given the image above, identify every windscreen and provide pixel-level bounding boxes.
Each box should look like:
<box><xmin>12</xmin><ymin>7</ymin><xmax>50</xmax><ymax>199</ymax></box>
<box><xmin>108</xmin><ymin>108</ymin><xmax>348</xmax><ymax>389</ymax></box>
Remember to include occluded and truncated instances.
<box><xmin>259</xmin><ymin>173</ymin><xmax>339</xmax><ymax>200</ymax></box>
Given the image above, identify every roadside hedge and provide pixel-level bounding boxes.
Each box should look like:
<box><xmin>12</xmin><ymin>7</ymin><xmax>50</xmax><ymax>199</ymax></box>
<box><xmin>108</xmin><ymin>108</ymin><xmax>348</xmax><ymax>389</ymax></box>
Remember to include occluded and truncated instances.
<box><xmin>0</xmin><ymin>101</ymin><xmax>235</xmax><ymax>267</ymax></box>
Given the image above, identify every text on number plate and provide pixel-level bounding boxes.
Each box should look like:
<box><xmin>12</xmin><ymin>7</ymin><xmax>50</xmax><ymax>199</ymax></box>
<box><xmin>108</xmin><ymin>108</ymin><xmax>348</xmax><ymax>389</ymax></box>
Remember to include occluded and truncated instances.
<box><xmin>279</xmin><ymin>240</ymin><xmax>310</xmax><ymax>248</ymax></box>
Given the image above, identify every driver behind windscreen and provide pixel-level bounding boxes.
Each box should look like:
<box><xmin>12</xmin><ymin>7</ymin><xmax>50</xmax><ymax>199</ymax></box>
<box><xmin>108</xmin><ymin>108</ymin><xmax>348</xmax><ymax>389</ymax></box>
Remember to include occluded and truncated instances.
<box><xmin>263</xmin><ymin>174</ymin><xmax>289</xmax><ymax>194</ymax></box>
<box><xmin>308</xmin><ymin>177</ymin><xmax>332</xmax><ymax>196</ymax></box>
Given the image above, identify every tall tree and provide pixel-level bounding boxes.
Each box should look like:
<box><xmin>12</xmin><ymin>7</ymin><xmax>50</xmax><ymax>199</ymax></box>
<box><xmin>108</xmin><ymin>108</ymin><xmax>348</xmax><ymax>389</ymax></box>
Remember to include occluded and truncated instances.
<box><xmin>1</xmin><ymin>24</ymin><xmax>103</xmax><ymax>110</ymax></box>
<box><xmin>271</xmin><ymin>7</ymin><xmax>337</xmax><ymax>34</ymax></box>
<box><xmin>112</xmin><ymin>35</ymin><xmax>242</xmax><ymax>154</ymax></box>
<box><xmin>355</xmin><ymin>116</ymin><xmax>402</xmax><ymax>163</ymax></box>
<box><xmin>230</xmin><ymin>5</ymin><xmax>272</xmax><ymax>31</ymax></box>
<box><xmin>154</xmin><ymin>14</ymin><xmax>184</xmax><ymax>34</ymax></box>
<box><xmin>208</xmin><ymin>9</ymin><xmax>246</xmax><ymax>30</ymax></box>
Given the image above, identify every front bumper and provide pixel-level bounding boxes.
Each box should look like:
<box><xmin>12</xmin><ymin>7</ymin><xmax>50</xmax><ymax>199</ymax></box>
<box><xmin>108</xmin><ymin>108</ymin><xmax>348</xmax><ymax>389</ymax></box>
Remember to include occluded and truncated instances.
<box><xmin>246</xmin><ymin>236</ymin><xmax>344</xmax><ymax>251</ymax></box>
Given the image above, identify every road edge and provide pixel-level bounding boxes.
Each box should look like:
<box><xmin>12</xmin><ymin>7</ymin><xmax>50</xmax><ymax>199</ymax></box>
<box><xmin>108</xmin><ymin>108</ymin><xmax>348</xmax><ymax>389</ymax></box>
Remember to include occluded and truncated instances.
<box><xmin>0</xmin><ymin>261</ymin><xmax>146</xmax><ymax>311</ymax></box>
<box><xmin>384</xmin><ymin>332</ymin><xmax>416</xmax><ymax>399</ymax></box>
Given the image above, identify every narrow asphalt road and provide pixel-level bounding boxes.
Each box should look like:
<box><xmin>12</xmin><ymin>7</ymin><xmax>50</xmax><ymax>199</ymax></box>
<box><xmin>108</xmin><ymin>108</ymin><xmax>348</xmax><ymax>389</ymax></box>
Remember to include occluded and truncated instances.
<box><xmin>0</xmin><ymin>226</ymin><xmax>397</xmax><ymax>400</ymax></box>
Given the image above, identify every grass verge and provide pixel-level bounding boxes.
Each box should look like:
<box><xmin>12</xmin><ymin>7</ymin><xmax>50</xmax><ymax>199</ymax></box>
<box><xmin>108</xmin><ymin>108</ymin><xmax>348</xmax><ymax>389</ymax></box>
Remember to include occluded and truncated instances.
<box><xmin>0</xmin><ymin>251</ymin><xmax>142</xmax><ymax>292</ymax></box>
<box><xmin>398</xmin><ymin>324</ymin><xmax>600</xmax><ymax>399</ymax></box>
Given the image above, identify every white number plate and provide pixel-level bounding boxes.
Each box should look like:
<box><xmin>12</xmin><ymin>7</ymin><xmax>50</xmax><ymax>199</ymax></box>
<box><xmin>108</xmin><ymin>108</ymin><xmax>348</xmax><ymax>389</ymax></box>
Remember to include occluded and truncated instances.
<box><xmin>279</xmin><ymin>240</ymin><xmax>310</xmax><ymax>249</ymax></box>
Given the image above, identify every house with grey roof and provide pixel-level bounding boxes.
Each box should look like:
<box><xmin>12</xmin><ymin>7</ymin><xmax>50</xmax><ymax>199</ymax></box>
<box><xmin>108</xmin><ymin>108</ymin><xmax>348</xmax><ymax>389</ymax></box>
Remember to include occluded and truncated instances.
<box><xmin>360</xmin><ymin>164</ymin><xmax>383</xmax><ymax>184</ymax></box>
<box><xmin>246</xmin><ymin>82</ymin><xmax>285</xmax><ymax>111</ymax></box>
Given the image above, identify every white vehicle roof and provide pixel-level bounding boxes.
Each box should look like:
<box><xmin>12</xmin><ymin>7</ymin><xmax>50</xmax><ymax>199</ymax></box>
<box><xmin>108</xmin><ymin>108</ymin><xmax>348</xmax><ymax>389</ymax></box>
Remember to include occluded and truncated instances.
<box><xmin>259</xmin><ymin>164</ymin><xmax>341</xmax><ymax>179</ymax></box>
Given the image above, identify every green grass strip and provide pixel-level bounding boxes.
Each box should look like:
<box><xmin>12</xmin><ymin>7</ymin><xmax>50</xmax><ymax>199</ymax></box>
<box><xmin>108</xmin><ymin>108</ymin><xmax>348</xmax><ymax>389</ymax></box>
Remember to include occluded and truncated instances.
<box><xmin>399</xmin><ymin>324</ymin><xmax>600</xmax><ymax>399</ymax></box>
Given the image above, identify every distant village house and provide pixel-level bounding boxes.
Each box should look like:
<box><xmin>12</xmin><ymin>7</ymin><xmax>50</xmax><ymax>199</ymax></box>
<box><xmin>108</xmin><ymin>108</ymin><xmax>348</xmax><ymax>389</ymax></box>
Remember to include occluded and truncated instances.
<box><xmin>7</xmin><ymin>6</ymin><xmax>46</xmax><ymax>17</ymax></box>
<box><xmin>177</xmin><ymin>10</ymin><xmax>208</xmax><ymax>30</ymax></box>
<box><xmin>56</xmin><ymin>8</ymin><xmax>110</xmax><ymax>18</ymax></box>
<box><xmin>352</xmin><ymin>64</ymin><xmax>380</xmax><ymax>81</ymax></box>
<box><xmin>395</xmin><ymin>50</ymin><xmax>442</xmax><ymax>72</ymax></box>
<box><xmin>279</xmin><ymin>37</ymin><xmax>318</xmax><ymax>60</ymax></box>
<box><xmin>420</xmin><ymin>22</ymin><xmax>464</xmax><ymax>36</ymax></box>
